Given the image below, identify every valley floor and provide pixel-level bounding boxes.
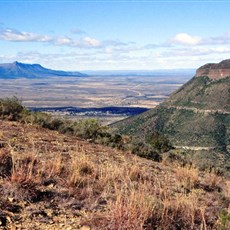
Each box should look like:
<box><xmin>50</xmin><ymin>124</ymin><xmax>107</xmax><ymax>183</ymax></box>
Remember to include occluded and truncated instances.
<box><xmin>0</xmin><ymin>74</ymin><xmax>189</xmax><ymax>109</ymax></box>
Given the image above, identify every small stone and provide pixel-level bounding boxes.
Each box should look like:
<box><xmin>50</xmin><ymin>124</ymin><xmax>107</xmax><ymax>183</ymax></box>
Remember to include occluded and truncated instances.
<box><xmin>8</xmin><ymin>197</ymin><xmax>14</xmax><ymax>202</ymax></box>
<box><xmin>48</xmin><ymin>183</ymin><xmax>54</xmax><ymax>188</ymax></box>
<box><xmin>46</xmin><ymin>210</ymin><xmax>53</xmax><ymax>217</ymax></box>
<box><xmin>6</xmin><ymin>216</ymin><xmax>11</xmax><ymax>223</ymax></box>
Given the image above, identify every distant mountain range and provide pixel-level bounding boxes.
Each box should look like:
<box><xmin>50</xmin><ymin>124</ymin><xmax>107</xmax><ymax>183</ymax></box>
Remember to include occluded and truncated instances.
<box><xmin>0</xmin><ymin>61</ymin><xmax>87</xmax><ymax>78</ymax></box>
<box><xmin>0</xmin><ymin>61</ymin><xmax>195</xmax><ymax>78</ymax></box>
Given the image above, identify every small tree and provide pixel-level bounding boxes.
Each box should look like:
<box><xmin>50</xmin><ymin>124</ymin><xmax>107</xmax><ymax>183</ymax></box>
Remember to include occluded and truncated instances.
<box><xmin>72</xmin><ymin>118</ymin><xmax>107</xmax><ymax>140</ymax></box>
<box><xmin>146</xmin><ymin>133</ymin><xmax>172</xmax><ymax>153</ymax></box>
<box><xmin>131</xmin><ymin>141</ymin><xmax>162</xmax><ymax>162</ymax></box>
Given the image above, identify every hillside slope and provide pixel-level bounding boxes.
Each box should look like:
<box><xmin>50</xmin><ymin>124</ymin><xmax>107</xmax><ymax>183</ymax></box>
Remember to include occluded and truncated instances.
<box><xmin>113</xmin><ymin>60</ymin><xmax>230</xmax><ymax>151</ymax></box>
<box><xmin>0</xmin><ymin>61</ymin><xmax>86</xmax><ymax>78</ymax></box>
<box><xmin>0</xmin><ymin>121</ymin><xmax>229</xmax><ymax>229</ymax></box>
<box><xmin>114</xmin><ymin>76</ymin><xmax>230</xmax><ymax>149</ymax></box>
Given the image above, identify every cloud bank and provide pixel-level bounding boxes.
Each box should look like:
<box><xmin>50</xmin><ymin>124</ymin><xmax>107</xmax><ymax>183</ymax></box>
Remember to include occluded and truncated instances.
<box><xmin>1</xmin><ymin>26</ymin><xmax>230</xmax><ymax>70</ymax></box>
<box><xmin>0</xmin><ymin>27</ymin><xmax>133</xmax><ymax>49</ymax></box>
<box><xmin>0</xmin><ymin>28</ymin><xmax>52</xmax><ymax>42</ymax></box>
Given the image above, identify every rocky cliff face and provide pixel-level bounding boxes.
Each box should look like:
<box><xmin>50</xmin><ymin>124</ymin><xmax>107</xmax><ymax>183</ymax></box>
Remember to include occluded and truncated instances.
<box><xmin>196</xmin><ymin>59</ymin><xmax>230</xmax><ymax>80</ymax></box>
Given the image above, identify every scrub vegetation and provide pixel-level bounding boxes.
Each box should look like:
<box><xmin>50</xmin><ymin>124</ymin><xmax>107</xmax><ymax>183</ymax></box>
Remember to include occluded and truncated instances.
<box><xmin>0</xmin><ymin>97</ymin><xmax>229</xmax><ymax>229</ymax></box>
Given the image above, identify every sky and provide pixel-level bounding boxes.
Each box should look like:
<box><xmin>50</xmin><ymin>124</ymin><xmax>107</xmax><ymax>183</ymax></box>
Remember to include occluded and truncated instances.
<box><xmin>1</xmin><ymin>0</ymin><xmax>230</xmax><ymax>71</ymax></box>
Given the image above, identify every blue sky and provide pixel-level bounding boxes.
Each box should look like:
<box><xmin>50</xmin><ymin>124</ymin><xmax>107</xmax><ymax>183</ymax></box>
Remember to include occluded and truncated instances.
<box><xmin>1</xmin><ymin>0</ymin><xmax>230</xmax><ymax>70</ymax></box>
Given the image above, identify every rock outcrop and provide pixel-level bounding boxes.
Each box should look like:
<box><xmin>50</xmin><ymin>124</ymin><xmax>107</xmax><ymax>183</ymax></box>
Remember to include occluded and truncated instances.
<box><xmin>195</xmin><ymin>59</ymin><xmax>230</xmax><ymax>80</ymax></box>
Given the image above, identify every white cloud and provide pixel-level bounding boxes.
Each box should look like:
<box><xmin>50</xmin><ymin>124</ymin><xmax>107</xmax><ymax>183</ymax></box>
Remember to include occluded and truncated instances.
<box><xmin>83</xmin><ymin>37</ymin><xmax>101</xmax><ymax>47</ymax></box>
<box><xmin>169</xmin><ymin>33</ymin><xmax>202</xmax><ymax>45</ymax></box>
<box><xmin>0</xmin><ymin>27</ymin><xmax>134</xmax><ymax>50</ymax></box>
<box><xmin>211</xmin><ymin>46</ymin><xmax>230</xmax><ymax>52</ymax></box>
<box><xmin>0</xmin><ymin>28</ymin><xmax>103</xmax><ymax>48</ymax></box>
<box><xmin>54</xmin><ymin>36</ymin><xmax>72</xmax><ymax>45</ymax></box>
<box><xmin>168</xmin><ymin>32</ymin><xmax>230</xmax><ymax>47</ymax></box>
<box><xmin>2</xmin><ymin>26</ymin><xmax>230</xmax><ymax>70</ymax></box>
<box><xmin>162</xmin><ymin>46</ymin><xmax>230</xmax><ymax>57</ymax></box>
<box><xmin>0</xmin><ymin>28</ymin><xmax>52</xmax><ymax>42</ymax></box>
<box><xmin>204</xmin><ymin>33</ymin><xmax>230</xmax><ymax>45</ymax></box>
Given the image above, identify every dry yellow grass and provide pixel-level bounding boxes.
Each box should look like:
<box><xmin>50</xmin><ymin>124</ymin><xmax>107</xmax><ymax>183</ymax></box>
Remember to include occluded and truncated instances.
<box><xmin>175</xmin><ymin>165</ymin><xmax>199</xmax><ymax>191</ymax></box>
<box><xmin>0</xmin><ymin>121</ymin><xmax>229</xmax><ymax>229</ymax></box>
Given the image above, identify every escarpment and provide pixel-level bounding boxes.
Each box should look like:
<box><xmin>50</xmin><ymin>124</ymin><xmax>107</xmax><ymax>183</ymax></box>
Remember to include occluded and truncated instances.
<box><xmin>196</xmin><ymin>59</ymin><xmax>230</xmax><ymax>80</ymax></box>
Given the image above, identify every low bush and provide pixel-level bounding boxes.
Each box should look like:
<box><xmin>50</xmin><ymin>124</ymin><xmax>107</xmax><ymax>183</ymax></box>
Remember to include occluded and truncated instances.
<box><xmin>33</xmin><ymin>112</ymin><xmax>52</xmax><ymax>128</ymax></box>
<box><xmin>217</xmin><ymin>209</ymin><xmax>230</xmax><ymax>229</ymax></box>
<box><xmin>71</xmin><ymin>118</ymin><xmax>107</xmax><ymax>140</ymax></box>
<box><xmin>146</xmin><ymin>133</ymin><xmax>173</xmax><ymax>153</ymax></box>
<box><xmin>163</xmin><ymin>149</ymin><xmax>192</xmax><ymax>167</ymax></box>
<box><xmin>131</xmin><ymin>141</ymin><xmax>162</xmax><ymax>162</ymax></box>
<box><xmin>0</xmin><ymin>97</ymin><xmax>25</xmax><ymax>121</ymax></box>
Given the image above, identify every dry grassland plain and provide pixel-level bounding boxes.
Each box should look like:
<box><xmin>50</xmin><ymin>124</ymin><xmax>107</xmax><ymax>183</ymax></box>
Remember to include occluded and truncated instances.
<box><xmin>0</xmin><ymin>74</ymin><xmax>192</xmax><ymax>123</ymax></box>
<box><xmin>0</xmin><ymin>74</ymin><xmax>191</xmax><ymax>107</ymax></box>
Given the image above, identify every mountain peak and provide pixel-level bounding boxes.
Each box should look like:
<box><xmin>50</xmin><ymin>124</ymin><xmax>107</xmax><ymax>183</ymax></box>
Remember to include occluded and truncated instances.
<box><xmin>13</xmin><ymin>61</ymin><xmax>43</xmax><ymax>68</ymax></box>
<box><xmin>0</xmin><ymin>61</ymin><xmax>87</xmax><ymax>78</ymax></box>
<box><xmin>195</xmin><ymin>59</ymin><xmax>230</xmax><ymax>80</ymax></box>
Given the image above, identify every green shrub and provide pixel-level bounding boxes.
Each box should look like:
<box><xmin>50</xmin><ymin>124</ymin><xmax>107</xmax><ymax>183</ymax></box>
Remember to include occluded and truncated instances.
<box><xmin>131</xmin><ymin>141</ymin><xmax>162</xmax><ymax>162</ymax></box>
<box><xmin>57</xmin><ymin>120</ymin><xmax>74</xmax><ymax>135</ymax></box>
<box><xmin>107</xmin><ymin>133</ymin><xmax>124</xmax><ymax>149</ymax></box>
<box><xmin>20</xmin><ymin>109</ymin><xmax>35</xmax><ymax>124</ymax></box>
<box><xmin>0</xmin><ymin>97</ymin><xmax>25</xmax><ymax>121</ymax></box>
<box><xmin>146</xmin><ymin>133</ymin><xmax>173</xmax><ymax>153</ymax></box>
<box><xmin>217</xmin><ymin>210</ymin><xmax>230</xmax><ymax>230</ymax></box>
<box><xmin>33</xmin><ymin>112</ymin><xmax>52</xmax><ymax>128</ymax></box>
<box><xmin>47</xmin><ymin>118</ymin><xmax>65</xmax><ymax>130</ymax></box>
<box><xmin>163</xmin><ymin>150</ymin><xmax>192</xmax><ymax>167</ymax></box>
<box><xmin>72</xmin><ymin>118</ymin><xmax>107</xmax><ymax>140</ymax></box>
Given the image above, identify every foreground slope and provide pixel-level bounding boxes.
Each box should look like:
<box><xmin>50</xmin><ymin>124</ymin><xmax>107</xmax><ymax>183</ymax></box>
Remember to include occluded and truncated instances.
<box><xmin>0</xmin><ymin>61</ymin><xmax>86</xmax><ymax>78</ymax></box>
<box><xmin>113</xmin><ymin>60</ymin><xmax>230</xmax><ymax>152</ymax></box>
<box><xmin>0</xmin><ymin>121</ymin><xmax>229</xmax><ymax>229</ymax></box>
